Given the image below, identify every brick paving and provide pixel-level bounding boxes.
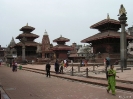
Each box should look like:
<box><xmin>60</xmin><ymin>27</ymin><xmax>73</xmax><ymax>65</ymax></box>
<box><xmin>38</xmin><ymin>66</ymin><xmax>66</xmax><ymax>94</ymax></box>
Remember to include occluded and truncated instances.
<box><xmin>0</xmin><ymin>65</ymin><xmax>133</xmax><ymax>99</ymax></box>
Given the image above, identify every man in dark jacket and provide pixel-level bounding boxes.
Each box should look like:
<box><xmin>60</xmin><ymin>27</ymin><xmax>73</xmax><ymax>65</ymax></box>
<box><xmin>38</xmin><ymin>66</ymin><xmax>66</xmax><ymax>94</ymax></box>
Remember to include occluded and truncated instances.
<box><xmin>55</xmin><ymin>60</ymin><xmax>59</xmax><ymax>74</ymax></box>
<box><xmin>46</xmin><ymin>62</ymin><xmax>51</xmax><ymax>77</ymax></box>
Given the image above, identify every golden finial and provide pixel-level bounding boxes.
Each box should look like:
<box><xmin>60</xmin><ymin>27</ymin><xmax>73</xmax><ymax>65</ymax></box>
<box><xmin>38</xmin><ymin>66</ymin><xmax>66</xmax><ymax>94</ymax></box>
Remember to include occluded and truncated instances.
<box><xmin>26</xmin><ymin>23</ymin><xmax>28</xmax><ymax>26</ymax></box>
<box><xmin>107</xmin><ymin>13</ymin><xmax>110</xmax><ymax>19</ymax></box>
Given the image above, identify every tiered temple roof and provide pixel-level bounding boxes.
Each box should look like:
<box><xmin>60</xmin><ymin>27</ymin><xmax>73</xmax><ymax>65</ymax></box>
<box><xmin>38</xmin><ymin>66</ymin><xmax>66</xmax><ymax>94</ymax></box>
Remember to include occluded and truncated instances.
<box><xmin>15</xmin><ymin>42</ymin><xmax>39</xmax><ymax>46</ymax></box>
<box><xmin>20</xmin><ymin>23</ymin><xmax>35</xmax><ymax>32</ymax></box>
<box><xmin>15</xmin><ymin>23</ymin><xmax>39</xmax><ymax>46</ymax></box>
<box><xmin>53</xmin><ymin>35</ymin><xmax>70</xmax><ymax>42</ymax></box>
<box><xmin>81</xmin><ymin>15</ymin><xmax>133</xmax><ymax>43</ymax></box>
<box><xmin>16</xmin><ymin>33</ymin><xmax>39</xmax><ymax>39</ymax></box>
<box><xmin>52</xmin><ymin>35</ymin><xmax>72</xmax><ymax>50</ymax></box>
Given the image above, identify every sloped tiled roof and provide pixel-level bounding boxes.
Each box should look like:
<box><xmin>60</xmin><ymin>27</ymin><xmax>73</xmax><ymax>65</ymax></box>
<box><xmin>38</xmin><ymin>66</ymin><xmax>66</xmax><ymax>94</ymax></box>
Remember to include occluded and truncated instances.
<box><xmin>90</xmin><ymin>19</ymin><xmax>120</xmax><ymax>29</ymax></box>
<box><xmin>52</xmin><ymin>45</ymin><xmax>72</xmax><ymax>50</ymax></box>
<box><xmin>53</xmin><ymin>36</ymin><xmax>70</xmax><ymax>42</ymax></box>
<box><xmin>20</xmin><ymin>25</ymin><xmax>35</xmax><ymax>31</ymax></box>
<box><xmin>16</xmin><ymin>33</ymin><xmax>39</xmax><ymax>39</ymax></box>
<box><xmin>15</xmin><ymin>42</ymin><xmax>39</xmax><ymax>47</ymax></box>
<box><xmin>81</xmin><ymin>30</ymin><xmax>133</xmax><ymax>43</ymax></box>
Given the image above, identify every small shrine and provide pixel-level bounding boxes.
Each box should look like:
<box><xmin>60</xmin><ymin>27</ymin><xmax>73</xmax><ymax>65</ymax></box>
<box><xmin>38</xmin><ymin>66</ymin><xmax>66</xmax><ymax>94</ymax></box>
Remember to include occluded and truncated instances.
<box><xmin>81</xmin><ymin>14</ymin><xmax>133</xmax><ymax>63</ymax></box>
<box><xmin>15</xmin><ymin>23</ymin><xmax>39</xmax><ymax>62</ymax></box>
<box><xmin>52</xmin><ymin>35</ymin><xmax>72</xmax><ymax>60</ymax></box>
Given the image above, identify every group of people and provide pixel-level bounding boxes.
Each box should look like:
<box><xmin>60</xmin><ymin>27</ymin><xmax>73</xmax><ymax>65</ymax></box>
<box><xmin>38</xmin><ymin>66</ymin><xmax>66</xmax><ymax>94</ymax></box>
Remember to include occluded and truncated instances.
<box><xmin>45</xmin><ymin>57</ymin><xmax>119</xmax><ymax>96</ymax></box>
<box><xmin>45</xmin><ymin>59</ymin><xmax>69</xmax><ymax>77</ymax></box>
<box><xmin>54</xmin><ymin>60</ymin><xmax>68</xmax><ymax>74</ymax></box>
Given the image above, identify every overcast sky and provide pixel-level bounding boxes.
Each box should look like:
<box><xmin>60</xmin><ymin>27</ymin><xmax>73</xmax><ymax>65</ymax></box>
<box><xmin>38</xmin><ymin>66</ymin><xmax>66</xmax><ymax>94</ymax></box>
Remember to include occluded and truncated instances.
<box><xmin>0</xmin><ymin>0</ymin><xmax>133</xmax><ymax>47</ymax></box>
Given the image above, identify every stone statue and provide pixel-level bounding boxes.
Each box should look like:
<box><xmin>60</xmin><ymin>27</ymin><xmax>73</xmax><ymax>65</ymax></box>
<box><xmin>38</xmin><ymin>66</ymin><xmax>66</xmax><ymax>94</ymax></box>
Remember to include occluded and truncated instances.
<box><xmin>118</xmin><ymin>4</ymin><xmax>127</xmax><ymax>16</ymax></box>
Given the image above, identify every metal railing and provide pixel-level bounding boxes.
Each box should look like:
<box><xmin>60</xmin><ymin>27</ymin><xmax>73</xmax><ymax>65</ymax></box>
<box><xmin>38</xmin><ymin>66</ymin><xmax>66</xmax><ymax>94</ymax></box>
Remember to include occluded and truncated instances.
<box><xmin>63</xmin><ymin>64</ymin><xmax>105</xmax><ymax>77</ymax></box>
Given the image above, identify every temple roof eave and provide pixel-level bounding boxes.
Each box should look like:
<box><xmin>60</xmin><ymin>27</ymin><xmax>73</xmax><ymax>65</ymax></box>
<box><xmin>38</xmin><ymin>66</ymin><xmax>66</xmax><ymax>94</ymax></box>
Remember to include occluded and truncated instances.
<box><xmin>53</xmin><ymin>36</ymin><xmax>70</xmax><ymax>42</ymax></box>
<box><xmin>16</xmin><ymin>33</ymin><xmax>39</xmax><ymax>39</ymax></box>
<box><xmin>90</xmin><ymin>19</ymin><xmax>121</xmax><ymax>29</ymax></box>
<box><xmin>52</xmin><ymin>45</ymin><xmax>73</xmax><ymax>51</ymax></box>
<box><xmin>53</xmin><ymin>40</ymin><xmax>70</xmax><ymax>42</ymax></box>
<box><xmin>20</xmin><ymin>26</ymin><xmax>35</xmax><ymax>31</ymax></box>
<box><xmin>81</xmin><ymin>36</ymin><xmax>133</xmax><ymax>43</ymax></box>
<box><xmin>15</xmin><ymin>42</ymin><xmax>39</xmax><ymax>47</ymax></box>
<box><xmin>81</xmin><ymin>31</ymin><xmax>133</xmax><ymax>43</ymax></box>
<box><xmin>90</xmin><ymin>19</ymin><xmax>128</xmax><ymax>31</ymax></box>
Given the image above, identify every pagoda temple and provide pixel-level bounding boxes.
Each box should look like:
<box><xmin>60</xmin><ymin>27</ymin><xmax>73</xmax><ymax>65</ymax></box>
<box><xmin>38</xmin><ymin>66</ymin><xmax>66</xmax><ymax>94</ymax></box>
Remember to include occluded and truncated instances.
<box><xmin>15</xmin><ymin>23</ymin><xmax>39</xmax><ymax>61</ymax></box>
<box><xmin>52</xmin><ymin>35</ymin><xmax>72</xmax><ymax>60</ymax></box>
<box><xmin>81</xmin><ymin>15</ymin><xmax>133</xmax><ymax>63</ymax></box>
<box><xmin>41</xmin><ymin>30</ymin><xmax>53</xmax><ymax>59</ymax></box>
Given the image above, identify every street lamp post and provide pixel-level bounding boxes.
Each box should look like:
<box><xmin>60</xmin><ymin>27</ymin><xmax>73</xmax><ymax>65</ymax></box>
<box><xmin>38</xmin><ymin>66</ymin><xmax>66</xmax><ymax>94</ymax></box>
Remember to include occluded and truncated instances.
<box><xmin>118</xmin><ymin>4</ymin><xmax>127</xmax><ymax>72</ymax></box>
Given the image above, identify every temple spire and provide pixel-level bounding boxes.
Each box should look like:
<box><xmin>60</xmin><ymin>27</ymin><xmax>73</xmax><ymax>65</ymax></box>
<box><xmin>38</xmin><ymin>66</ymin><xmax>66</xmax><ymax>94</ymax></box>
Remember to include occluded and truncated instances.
<box><xmin>9</xmin><ymin>37</ymin><xmax>16</xmax><ymax>47</ymax></box>
<box><xmin>60</xmin><ymin>35</ymin><xmax>62</xmax><ymax>37</ymax></box>
<box><xmin>44</xmin><ymin>29</ymin><xmax>48</xmax><ymax>35</ymax></box>
<box><xmin>107</xmin><ymin>13</ymin><xmax>110</xmax><ymax>19</ymax></box>
<box><xmin>26</xmin><ymin>23</ymin><xmax>28</xmax><ymax>26</ymax></box>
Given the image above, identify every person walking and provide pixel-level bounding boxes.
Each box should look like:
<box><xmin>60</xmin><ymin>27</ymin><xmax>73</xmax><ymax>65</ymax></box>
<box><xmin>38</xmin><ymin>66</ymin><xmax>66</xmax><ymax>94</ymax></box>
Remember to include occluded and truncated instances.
<box><xmin>66</xmin><ymin>60</ymin><xmax>69</xmax><ymax>68</ymax></box>
<box><xmin>32</xmin><ymin>60</ymin><xmax>34</xmax><ymax>65</ymax></box>
<box><xmin>55</xmin><ymin>60</ymin><xmax>59</xmax><ymax>74</ymax></box>
<box><xmin>60</xmin><ymin>60</ymin><xmax>64</xmax><ymax>74</ymax></box>
<box><xmin>15</xmin><ymin>61</ymin><xmax>18</xmax><ymax>72</ymax></box>
<box><xmin>105</xmin><ymin>58</ymin><xmax>110</xmax><ymax>79</ymax></box>
<box><xmin>85</xmin><ymin>60</ymin><xmax>88</xmax><ymax>67</ymax></box>
<box><xmin>64</xmin><ymin>59</ymin><xmax>67</xmax><ymax>68</ymax></box>
<box><xmin>12</xmin><ymin>60</ymin><xmax>16</xmax><ymax>72</ymax></box>
<box><xmin>107</xmin><ymin>65</ymin><xmax>119</xmax><ymax>95</ymax></box>
<box><xmin>46</xmin><ymin>61</ymin><xmax>51</xmax><ymax>77</ymax></box>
